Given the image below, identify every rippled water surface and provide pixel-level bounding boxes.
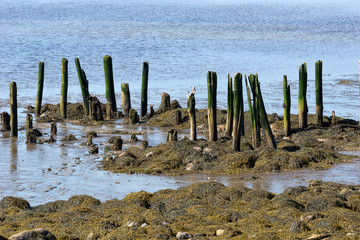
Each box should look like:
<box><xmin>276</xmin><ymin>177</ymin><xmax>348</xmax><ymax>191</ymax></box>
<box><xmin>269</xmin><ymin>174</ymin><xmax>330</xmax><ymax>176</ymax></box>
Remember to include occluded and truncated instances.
<box><xmin>1</xmin><ymin>0</ymin><xmax>360</xmax><ymax>205</ymax></box>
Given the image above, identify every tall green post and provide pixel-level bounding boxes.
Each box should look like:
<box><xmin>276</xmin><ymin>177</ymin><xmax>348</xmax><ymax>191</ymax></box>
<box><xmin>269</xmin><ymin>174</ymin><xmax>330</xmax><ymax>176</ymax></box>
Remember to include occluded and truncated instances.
<box><xmin>299</xmin><ymin>62</ymin><xmax>308</xmax><ymax>129</ymax></box>
<box><xmin>283</xmin><ymin>75</ymin><xmax>291</xmax><ymax>137</ymax></box>
<box><xmin>75</xmin><ymin>58</ymin><xmax>89</xmax><ymax>115</ymax></box>
<box><xmin>60</xmin><ymin>58</ymin><xmax>68</xmax><ymax>119</ymax></box>
<box><xmin>103</xmin><ymin>55</ymin><xmax>117</xmax><ymax>115</ymax></box>
<box><xmin>315</xmin><ymin>60</ymin><xmax>323</xmax><ymax>126</ymax></box>
<box><xmin>225</xmin><ymin>73</ymin><xmax>233</xmax><ymax>137</ymax></box>
<box><xmin>246</xmin><ymin>74</ymin><xmax>260</xmax><ymax>148</ymax></box>
<box><xmin>207</xmin><ymin>71</ymin><xmax>217</xmax><ymax>141</ymax></box>
<box><xmin>141</xmin><ymin>62</ymin><xmax>149</xmax><ymax>118</ymax></box>
<box><xmin>10</xmin><ymin>81</ymin><xmax>18</xmax><ymax>137</ymax></box>
<box><xmin>36</xmin><ymin>62</ymin><xmax>44</xmax><ymax>117</ymax></box>
<box><xmin>232</xmin><ymin>73</ymin><xmax>242</xmax><ymax>151</ymax></box>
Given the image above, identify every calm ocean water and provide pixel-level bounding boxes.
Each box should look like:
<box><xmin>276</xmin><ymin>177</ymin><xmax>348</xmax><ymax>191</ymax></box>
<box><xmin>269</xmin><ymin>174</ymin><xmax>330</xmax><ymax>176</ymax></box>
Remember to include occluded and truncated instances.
<box><xmin>0</xmin><ymin>0</ymin><xmax>360</xmax><ymax>119</ymax></box>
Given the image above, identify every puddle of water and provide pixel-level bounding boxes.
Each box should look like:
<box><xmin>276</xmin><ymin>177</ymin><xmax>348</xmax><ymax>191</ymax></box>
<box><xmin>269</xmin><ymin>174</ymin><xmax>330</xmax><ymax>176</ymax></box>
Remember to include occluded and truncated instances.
<box><xmin>1</xmin><ymin>112</ymin><xmax>360</xmax><ymax>206</ymax></box>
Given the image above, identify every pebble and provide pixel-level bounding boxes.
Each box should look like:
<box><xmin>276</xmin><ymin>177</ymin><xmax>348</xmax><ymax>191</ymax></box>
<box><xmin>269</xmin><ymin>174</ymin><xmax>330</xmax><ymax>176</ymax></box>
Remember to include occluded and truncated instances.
<box><xmin>145</xmin><ymin>152</ymin><xmax>154</xmax><ymax>158</ymax></box>
<box><xmin>185</xmin><ymin>163</ymin><xmax>194</xmax><ymax>171</ymax></box>
<box><xmin>176</xmin><ymin>231</ymin><xmax>193</xmax><ymax>239</ymax></box>
<box><xmin>216</xmin><ymin>229</ymin><xmax>225</xmax><ymax>236</ymax></box>
<box><xmin>193</xmin><ymin>146</ymin><xmax>202</xmax><ymax>152</ymax></box>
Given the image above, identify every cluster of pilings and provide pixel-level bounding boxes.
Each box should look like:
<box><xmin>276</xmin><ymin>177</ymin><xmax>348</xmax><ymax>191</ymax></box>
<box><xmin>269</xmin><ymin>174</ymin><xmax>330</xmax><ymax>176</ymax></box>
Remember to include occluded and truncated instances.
<box><xmin>0</xmin><ymin>59</ymin><xmax>358</xmax><ymax>153</ymax></box>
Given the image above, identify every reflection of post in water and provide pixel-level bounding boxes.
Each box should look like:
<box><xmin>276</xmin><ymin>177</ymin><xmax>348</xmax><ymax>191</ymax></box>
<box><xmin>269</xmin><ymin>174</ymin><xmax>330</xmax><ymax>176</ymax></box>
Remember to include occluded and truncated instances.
<box><xmin>10</xmin><ymin>137</ymin><xmax>18</xmax><ymax>173</ymax></box>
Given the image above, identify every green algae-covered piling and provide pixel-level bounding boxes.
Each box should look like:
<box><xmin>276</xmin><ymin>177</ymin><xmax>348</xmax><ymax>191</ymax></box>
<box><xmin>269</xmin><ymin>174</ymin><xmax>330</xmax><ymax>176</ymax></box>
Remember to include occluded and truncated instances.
<box><xmin>10</xmin><ymin>81</ymin><xmax>18</xmax><ymax>137</ymax></box>
<box><xmin>60</xmin><ymin>58</ymin><xmax>68</xmax><ymax>119</ymax></box>
<box><xmin>187</xmin><ymin>86</ymin><xmax>196</xmax><ymax>141</ymax></box>
<box><xmin>1</xmin><ymin>112</ymin><xmax>10</xmax><ymax>132</ymax></box>
<box><xmin>299</xmin><ymin>62</ymin><xmax>308</xmax><ymax>129</ymax></box>
<box><xmin>207</xmin><ymin>71</ymin><xmax>217</xmax><ymax>141</ymax></box>
<box><xmin>103</xmin><ymin>55</ymin><xmax>117</xmax><ymax>115</ymax></box>
<box><xmin>315</xmin><ymin>60</ymin><xmax>323</xmax><ymax>126</ymax></box>
<box><xmin>35</xmin><ymin>62</ymin><xmax>44</xmax><ymax>117</ymax></box>
<box><xmin>121</xmin><ymin>83</ymin><xmax>131</xmax><ymax>117</ymax></box>
<box><xmin>246</xmin><ymin>74</ymin><xmax>260</xmax><ymax>148</ymax></box>
<box><xmin>167</xmin><ymin>129</ymin><xmax>178</xmax><ymax>142</ymax></box>
<box><xmin>283</xmin><ymin>75</ymin><xmax>291</xmax><ymax>137</ymax></box>
<box><xmin>256</xmin><ymin>77</ymin><xmax>277</xmax><ymax>149</ymax></box>
<box><xmin>232</xmin><ymin>73</ymin><xmax>242</xmax><ymax>151</ymax></box>
<box><xmin>141</xmin><ymin>62</ymin><xmax>149</xmax><ymax>118</ymax></box>
<box><xmin>225</xmin><ymin>74</ymin><xmax>233</xmax><ymax>137</ymax></box>
<box><xmin>25</xmin><ymin>114</ymin><xmax>33</xmax><ymax>129</ymax></box>
<box><xmin>75</xmin><ymin>58</ymin><xmax>89</xmax><ymax>115</ymax></box>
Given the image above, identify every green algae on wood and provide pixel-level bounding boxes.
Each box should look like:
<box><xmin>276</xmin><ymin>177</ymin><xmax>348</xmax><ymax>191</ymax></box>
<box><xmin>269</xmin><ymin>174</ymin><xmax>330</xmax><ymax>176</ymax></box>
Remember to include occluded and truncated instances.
<box><xmin>60</xmin><ymin>58</ymin><xmax>68</xmax><ymax>119</ymax></box>
<box><xmin>10</xmin><ymin>81</ymin><xmax>18</xmax><ymax>137</ymax></box>
<box><xmin>121</xmin><ymin>83</ymin><xmax>131</xmax><ymax>117</ymax></box>
<box><xmin>35</xmin><ymin>62</ymin><xmax>44</xmax><ymax>117</ymax></box>
<box><xmin>103</xmin><ymin>55</ymin><xmax>117</xmax><ymax>115</ymax></box>
<box><xmin>187</xmin><ymin>86</ymin><xmax>196</xmax><ymax>141</ymax></box>
<box><xmin>141</xmin><ymin>62</ymin><xmax>149</xmax><ymax>118</ymax></box>
<box><xmin>207</xmin><ymin>71</ymin><xmax>218</xmax><ymax>141</ymax></box>
<box><xmin>225</xmin><ymin>73</ymin><xmax>233</xmax><ymax>137</ymax></box>
<box><xmin>232</xmin><ymin>73</ymin><xmax>242</xmax><ymax>151</ymax></box>
<box><xmin>283</xmin><ymin>75</ymin><xmax>291</xmax><ymax>137</ymax></box>
<box><xmin>299</xmin><ymin>62</ymin><xmax>308</xmax><ymax>129</ymax></box>
<box><xmin>75</xmin><ymin>58</ymin><xmax>89</xmax><ymax>116</ymax></box>
<box><xmin>246</xmin><ymin>74</ymin><xmax>260</xmax><ymax>148</ymax></box>
<box><xmin>315</xmin><ymin>60</ymin><xmax>323</xmax><ymax>126</ymax></box>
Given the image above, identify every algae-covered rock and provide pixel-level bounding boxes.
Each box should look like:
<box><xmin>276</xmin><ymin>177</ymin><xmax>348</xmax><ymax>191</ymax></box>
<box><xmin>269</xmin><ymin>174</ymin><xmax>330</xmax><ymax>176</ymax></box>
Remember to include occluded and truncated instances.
<box><xmin>0</xmin><ymin>197</ymin><xmax>30</xmax><ymax>210</ymax></box>
<box><xmin>8</xmin><ymin>228</ymin><xmax>56</xmax><ymax>240</ymax></box>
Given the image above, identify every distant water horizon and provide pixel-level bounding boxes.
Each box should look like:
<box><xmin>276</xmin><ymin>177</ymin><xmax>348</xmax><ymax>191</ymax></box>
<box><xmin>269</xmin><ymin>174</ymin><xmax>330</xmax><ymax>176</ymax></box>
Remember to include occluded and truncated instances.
<box><xmin>0</xmin><ymin>0</ymin><xmax>359</xmax><ymax>120</ymax></box>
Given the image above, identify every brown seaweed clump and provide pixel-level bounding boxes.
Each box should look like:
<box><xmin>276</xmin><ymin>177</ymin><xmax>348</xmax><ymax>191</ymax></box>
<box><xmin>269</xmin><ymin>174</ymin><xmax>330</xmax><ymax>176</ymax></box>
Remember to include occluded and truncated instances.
<box><xmin>1</xmin><ymin>181</ymin><xmax>360</xmax><ymax>239</ymax></box>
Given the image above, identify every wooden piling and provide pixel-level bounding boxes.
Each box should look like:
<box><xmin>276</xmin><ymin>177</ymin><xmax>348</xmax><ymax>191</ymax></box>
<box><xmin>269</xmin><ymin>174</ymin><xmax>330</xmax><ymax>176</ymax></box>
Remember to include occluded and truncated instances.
<box><xmin>36</xmin><ymin>62</ymin><xmax>44</xmax><ymax>117</ymax></box>
<box><xmin>167</xmin><ymin>129</ymin><xmax>178</xmax><ymax>142</ymax></box>
<box><xmin>232</xmin><ymin>73</ymin><xmax>242</xmax><ymax>151</ymax></box>
<box><xmin>60</xmin><ymin>58</ymin><xmax>68</xmax><ymax>119</ymax></box>
<box><xmin>225</xmin><ymin>74</ymin><xmax>233</xmax><ymax>137</ymax></box>
<box><xmin>26</xmin><ymin>114</ymin><xmax>33</xmax><ymax>129</ymax></box>
<box><xmin>75</xmin><ymin>58</ymin><xmax>89</xmax><ymax>115</ymax></box>
<box><xmin>1</xmin><ymin>112</ymin><xmax>10</xmax><ymax>132</ymax></box>
<box><xmin>299</xmin><ymin>62</ymin><xmax>308</xmax><ymax>129</ymax></box>
<box><xmin>207</xmin><ymin>71</ymin><xmax>217</xmax><ymax>141</ymax></box>
<box><xmin>246</xmin><ymin>74</ymin><xmax>260</xmax><ymax>148</ymax></box>
<box><xmin>187</xmin><ymin>86</ymin><xmax>196</xmax><ymax>141</ymax></box>
<box><xmin>121</xmin><ymin>83</ymin><xmax>131</xmax><ymax>117</ymax></box>
<box><xmin>103</xmin><ymin>55</ymin><xmax>117</xmax><ymax>115</ymax></box>
<box><xmin>315</xmin><ymin>60</ymin><xmax>323</xmax><ymax>126</ymax></box>
<box><xmin>10</xmin><ymin>81</ymin><xmax>18</xmax><ymax>137</ymax></box>
<box><xmin>141</xmin><ymin>62</ymin><xmax>149</xmax><ymax>118</ymax></box>
<box><xmin>283</xmin><ymin>75</ymin><xmax>291</xmax><ymax>137</ymax></box>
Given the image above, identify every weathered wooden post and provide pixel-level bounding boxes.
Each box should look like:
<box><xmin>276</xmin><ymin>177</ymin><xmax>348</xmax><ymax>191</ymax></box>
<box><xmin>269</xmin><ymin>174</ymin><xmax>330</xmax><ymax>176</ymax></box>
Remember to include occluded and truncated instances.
<box><xmin>141</xmin><ymin>62</ymin><xmax>149</xmax><ymax>118</ymax></box>
<box><xmin>121</xmin><ymin>83</ymin><xmax>131</xmax><ymax>117</ymax></box>
<box><xmin>225</xmin><ymin>73</ymin><xmax>233</xmax><ymax>137</ymax></box>
<box><xmin>26</xmin><ymin>114</ymin><xmax>33</xmax><ymax>129</ymax></box>
<box><xmin>89</xmin><ymin>96</ymin><xmax>104</xmax><ymax>121</ymax></box>
<box><xmin>232</xmin><ymin>73</ymin><xmax>242</xmax><ymax>151</ymax></box>
<box><xmin>332</xmin><ymin>111</ymin><xmax>336</xmax><ymax>125</ymax></box>
<box><xmin>129</xmin><ymin>109</ymin><xmax>139</xmax><ymax>125</ymax></box>
<box><xmin>283</xmin><ymin>75</ymin><xmax>291</xmax><ymax>137</ymax></box>
<box><xmin>103</xmin><ymin>55</ymin><xmax>117</xmax><ymax>117</ymax></box>
<box><xmin>10</xmin><ymin>81</ymin><xmax>18</xmax><ymax>137</ymax></box>
<box><xmin>315</xmin><ymin>60</ymin><xmax>323</xmax><ymax>126</ymax></box>
<box><xmin>246</xmin><ymin>74</ymin><xmax>260</xmax><ymax>148</ymax></box>
<box><xmin>75</xmin><ymin>58</ymin><xmax>89</xmax><ymax>115</ymax></box>
<box><xmin>187</xmin><ymin>86</ymin><xmax>196</xmax><ymax>141</ymax></box>
<box><xmin>167</xmin><ymin>129</ymin><xmax>178</xmax><ymax>141</ymax></box>
<box><xmin>51</xmin><ymin>121</ymin><xmax>57</xmax><ymax>135</ymax></box>
<box><xmin>207</xmin><ymin>71</ymin><xmax>217</xmax><ymax>141</ymax></box>
<box><xmin>299</xmin><ymin>62</ymin><xmax>308</xmax><ymax>129</ymax></box>
<box><xmin>1</xmin><ymin>112</ymin><xmax>10</xmax><ymax>132</ymax></box>
<box><xmin>36</xmin><ymin>62</ymin><xmax>44</xmax><ymax>117</ymax></box>
<box><xmin>256</xmin><ymin>78</ymin><xmax>277</xmax><ymax>149</ymax></box>
<box><xmin>358</xmin><ymin>60</ymin><xmax>360</xmax><ymax>126</ymax></box>
<box><xmin>60</xmin><ymin>58</ymin><xmax>68</xmax><ymax>119</ymax></box>
<box><xmin>175</xmin><ymin>109</ymin><xmax>182</xmax><ymax>125</ymax></box>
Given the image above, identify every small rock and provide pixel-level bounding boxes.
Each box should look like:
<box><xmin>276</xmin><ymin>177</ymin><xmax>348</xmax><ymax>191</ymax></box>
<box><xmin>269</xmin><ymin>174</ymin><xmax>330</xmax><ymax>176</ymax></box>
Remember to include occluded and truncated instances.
<box><xmin>9</xmin><ymin>228</ymin><xmax>56</xmax><ymax>240</ymax></box>
<box><xmin>216</xmin><ymin>229</ymin><xmax>225</xmax><ymax>236</ymax></box>
<box><xmin>145</xmin><ymin>152</ymin><xmax>154</xmax><ymax>158</ymax></box>
<box><xmin>203</xmin><ymin>148</ymin><xmax>214</xmax><ymax>154</ymax></box>
<box><xmin>140</xmin><ymin>222</ymin><xmax>147</xmax><ymax>227</ymax></box>
<box><xmin>193</xmin><ymin>146</ymin><xmax>202</xmax><ymax>152</ymax></box>
<box><xmin>125</xmin><ymin>221</ymin><xmax>135</xmax><ymax>227</ymax></box>
<box><xmin>185</xmin><ymin>163</ymin><xmax>194</xmax><ymax>171</ymax></box>
<box><xmin>176</xmin><ymin>232</ymin><xmax>192</xmax><ymax>239</ymax></box>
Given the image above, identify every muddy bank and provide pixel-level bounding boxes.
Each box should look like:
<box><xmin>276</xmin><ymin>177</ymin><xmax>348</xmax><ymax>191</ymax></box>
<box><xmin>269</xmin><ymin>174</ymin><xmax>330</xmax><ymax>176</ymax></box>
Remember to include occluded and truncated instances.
<box><xmin>1</xmin><ymin>181</ymin><xmax>360</xmax><ymax>239</ymax></box>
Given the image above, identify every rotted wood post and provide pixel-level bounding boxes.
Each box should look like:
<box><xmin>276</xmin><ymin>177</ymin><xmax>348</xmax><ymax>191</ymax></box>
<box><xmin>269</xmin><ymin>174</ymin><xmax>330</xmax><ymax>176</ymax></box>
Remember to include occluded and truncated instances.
<box><xmin>299</xmin><ymin>62</ymin><xmax>308</xmax><ymax>129</ymax></box>
<box><xmin>103</xmin><ymin>55</ymin><xmax>117</xmax><ymax>118</ymax></box>
<box><xmin>187</xmin><ymin>86</ymin><xmax>196</xmax><ymax>141</ymax></box>
<box><xmin>1</xmin><ymin>112</ymin><xmax>10</xmax><ymax>132</ymax></box>
<box><xmin>232</xmin><ymin>73</ymin><xmax>242</xmax><ymax>151</ymax></box>
<box><xmin>225</xmin><ymin>73</ymin><xmax>233</xmax><ymax>137</ymax></box>
<box><xmin>207</xmin><ymin>71</ymin><xmax>217</xmax><ymax>141</ymax></box>
<box><xmin>26</xmin><ymin>114</ymin><xmax>33</xmax><ymax>129</ymax></box>
<box><xmin>75</xmin><ymin>58</ymin><xmax>89</xmax><ymax>115</ymax></box>
<box><xmin>60</xmin><ymin>58</ymin><xmax>68</xmax><ymax>119</ymax></box>
<box><xmin>167</xmin><ymin>129</ymin><xmax>178</xmax><ymax>142</ymax></box>
<box><xmin>175</xmin><ymin>109</ymin><xmax>182</xmax><ymax>125</ymax></box>
<box><xmin>121</xmin><ymin>83</ymin><xmax>131</xmax><ymax>117</ymax></box>
<box><xmin>283</xmin><ymin>75</ymin><xmax>291</xmax><ymax>137</ymax></box>
<box><xmin>141</xmin><ymin>62</ymin><xmax>149</xmax><ymax>118</ymax></box>
<box><xmin>315</xmin><ymin>60</ymin><xmax>323</xmax><ymax>126</ymax></box>
<box><xmin>51</xmin><ymin>121</ymin><xmax>57</xmax><ymax>135</ymax></box>
<box><xmin>246</xmin><ymin>74</ymin><xmax>260</xmax><ymax>148</ymax></box>
<box><xmin>10</xmin><ymin>81</ymin><xmax>18</xmax><ymax>137</ymax></box>
<box><xmin>36</xmin><ymin>62</ymin><xmax>44</xmax><ymax>117</ymax></box>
